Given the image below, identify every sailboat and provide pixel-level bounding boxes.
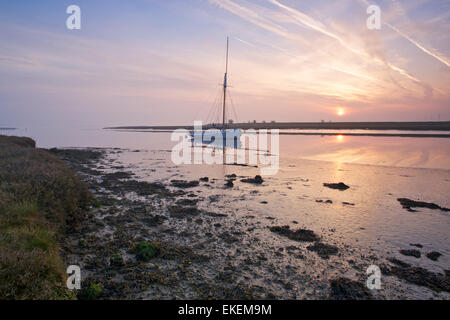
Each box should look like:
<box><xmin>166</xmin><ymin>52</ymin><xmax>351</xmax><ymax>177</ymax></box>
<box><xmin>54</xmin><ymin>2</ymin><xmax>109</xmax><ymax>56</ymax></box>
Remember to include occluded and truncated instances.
<box><xmin>190</xmin><ymin>37</ymin><xmax>242</xmax><ymax>149</ymax></box>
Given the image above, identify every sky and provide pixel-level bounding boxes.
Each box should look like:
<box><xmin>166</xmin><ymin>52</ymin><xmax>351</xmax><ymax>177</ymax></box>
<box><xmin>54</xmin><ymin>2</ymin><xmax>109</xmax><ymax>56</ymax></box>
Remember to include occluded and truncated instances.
<box><xmin>0</xmin><ymin>0</ymin><xmax>449</xmax><ymax>127</ymax></box>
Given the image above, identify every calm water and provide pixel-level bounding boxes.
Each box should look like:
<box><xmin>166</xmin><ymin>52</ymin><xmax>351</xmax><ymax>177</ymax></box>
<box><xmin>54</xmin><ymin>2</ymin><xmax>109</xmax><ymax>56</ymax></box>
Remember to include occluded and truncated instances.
<box><xmin>3</xmin><ymin>125</ymin><xmax>450</xmax><ymax>297</ymax></box>
<box><xmin>4</xmin><ymin>125</ymin><xmax>450</xmax><ymax>170</ymax></box>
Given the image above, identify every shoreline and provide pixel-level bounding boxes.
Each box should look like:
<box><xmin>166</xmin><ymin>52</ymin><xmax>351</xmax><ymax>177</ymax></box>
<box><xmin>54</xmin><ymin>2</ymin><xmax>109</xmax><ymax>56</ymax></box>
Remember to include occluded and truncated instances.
<box><xmin>106</xmin><ymin>129</ymin><xmax>450</xmax><ymax>138</ymax></box>
<box><xmin>104</xmin><ymin>121</ymin><xmax>450</xmax><ymax>131</ymax></box>
<box><xmin>1</xmin><ymin>135</ymin><xmax>449</xmax><ymax>299</ymax></box>
<box><xmin>54</xmin><ymin>146</ymin><xmax>450</xmax><ymax>300</ymax></box>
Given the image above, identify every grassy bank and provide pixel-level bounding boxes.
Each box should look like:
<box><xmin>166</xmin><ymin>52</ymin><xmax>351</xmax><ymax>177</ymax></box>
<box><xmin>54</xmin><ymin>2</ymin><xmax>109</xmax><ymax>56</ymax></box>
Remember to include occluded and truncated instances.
<box><xmin>0</xmin><ymin>135</ymin><xmax>92</xmax><ymax>299</ymax></box>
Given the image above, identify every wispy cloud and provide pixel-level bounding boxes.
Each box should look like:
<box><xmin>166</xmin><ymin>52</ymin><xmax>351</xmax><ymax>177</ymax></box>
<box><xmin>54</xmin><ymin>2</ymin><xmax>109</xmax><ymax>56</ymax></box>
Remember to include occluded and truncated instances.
<box><xmin>208</xmin><ymin>0</ymin><xmax>291</xmax><ymax>39</ymax></box>
<box><xmin>208</xmin><ymin>0</ymin><xmax>437</xmax><ymax>98</ymax></box>
<box><xmin>266</xmin><ymin>0</ymin><xmax>435</xmax><ymax>92</ymax></box>
<box><xmin>385</xmin><ymin>22</ymin><xmax>450</xmax><ymax>68</ymax></box>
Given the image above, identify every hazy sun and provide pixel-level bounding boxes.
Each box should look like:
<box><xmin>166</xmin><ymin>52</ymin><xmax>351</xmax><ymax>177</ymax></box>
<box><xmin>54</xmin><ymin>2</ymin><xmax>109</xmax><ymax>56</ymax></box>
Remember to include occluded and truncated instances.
<box><xmin>337</xmin><ymin>109</ymin><xmax>345</xmax><ymax>116</ymax></box>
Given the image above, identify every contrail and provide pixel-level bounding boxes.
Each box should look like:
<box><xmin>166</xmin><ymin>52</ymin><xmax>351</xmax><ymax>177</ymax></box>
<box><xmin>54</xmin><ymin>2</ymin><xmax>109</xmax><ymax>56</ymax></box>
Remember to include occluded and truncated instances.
<box><xmin>267</xmin><ymin>0</ymin><xmax>341</xmax><ymax>43</ymax></box>
<box><xmin>210</xmin><ymin>0</ymin><xmax>429</xmax><ymax>89</ymax></box>
<box><xmin>208</xmin><ymin>0</ymin><xmax>291</xmax><ymax>39</ymax></box>
<box><xmin>234</xmin><ymin>37</ymin><xmax>254</xmax><ymax>47</ymax></box>
<box><xmin>359</xmin><ymin>0</ymin><xmax>450</xmax><ymax>68</ymax></box>
<box><xmin>385</xmin><ymin>22</ymin><xmax>450</xmax><ymax>68</ymax></box>
<box><xmin>266</xmin><ymin>0</ymin><xmax>427</xmax><ymax>85</ymax></box>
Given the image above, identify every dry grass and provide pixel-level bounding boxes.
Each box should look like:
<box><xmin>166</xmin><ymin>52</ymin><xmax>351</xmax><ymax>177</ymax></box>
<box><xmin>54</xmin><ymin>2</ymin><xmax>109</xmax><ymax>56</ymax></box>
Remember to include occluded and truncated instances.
<box><xmin>0</xmin><ymin>135</ymin><xmax>91</xmax><ymax>299</ymax></box>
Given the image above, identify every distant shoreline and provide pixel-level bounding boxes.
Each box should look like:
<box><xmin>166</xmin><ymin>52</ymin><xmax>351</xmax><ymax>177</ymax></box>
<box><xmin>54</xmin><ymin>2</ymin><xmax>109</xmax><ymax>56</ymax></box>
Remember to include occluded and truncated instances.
<box><xmin>105</xmin><ymin>121</ymin><xmax>450</xmax><ymax>131</ymax></box>
<box><xmin>106</xmin><ymin>129</ymin><xmax>450</xmax><ymax>138</ymax></box>
<box><xmin>105</xmin><ymin>121</ymin><xmax>450</xmax><ymax>138</ymax></box>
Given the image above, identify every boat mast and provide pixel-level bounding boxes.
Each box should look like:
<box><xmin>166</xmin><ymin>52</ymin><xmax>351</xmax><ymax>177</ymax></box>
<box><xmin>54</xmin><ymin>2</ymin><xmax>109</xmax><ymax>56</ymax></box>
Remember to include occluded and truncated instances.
<box><xmin>222</xmin><ymin>36</ymin><xmax>229</xmax><ymax>130</ymax></box>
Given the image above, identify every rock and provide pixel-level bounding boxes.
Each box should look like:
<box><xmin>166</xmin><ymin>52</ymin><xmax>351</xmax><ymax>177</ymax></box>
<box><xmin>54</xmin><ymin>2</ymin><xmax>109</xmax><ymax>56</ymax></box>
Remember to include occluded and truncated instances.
<box><xmin>323</xmin><ymin>182</ymin><xmax>349</xmax><ymax>190</ymax></box>
<box><xmin>103</xmin><ymin>171</ymin><xmax>134</xmax><ymax>180</ymax></box>
<box><xmin>110</xmin><ymin>253</ymin><xmax>124</xmax><ymax>267</ymax></box>
<box><xmin>399</xmin><ymin>249</ymin><xmax>421</xmax><ymax>258</ymax></box>
<box><xmin>204</xmin><ymin>211</ymin><xmax>227</xmax><ymax>218</ymax></box>
<box><xmin>342</xmin><ymin>202</ymin><xmax>355</xmax><ymax>206</ymax></box>
<box><xmin>426</xmin><ymin>251</ymin><xmax>442</xmax><ymax>261</ymax></box>
<box><xmin>218</xmin><ymin>232</ymin><xmax>239</xmax><ymax>244</ymax></box>
<box><xmin>143</xmin><ymin>214</ymin><xmax>167</xmax><ymax>226</ymax></box>
<box><xmin>269</xmin><ymin>225</ymin><xmax>319</xmax><ymax>242</ymax></box>
<box><xmin>101</xmin><ymin>179</ymin><xmax>179</xmax><ymax>198</ymax></box>
<box><xmin>410</xmin><ymin>243</ymin><xmax>423</xmax><ymax>248</ymax></box>
<box><xmin>307</xmin><ymin>242</ymin><xmax>339</xmax><ymax>259</ymax></box>
<box><xmin>316</xmin><ymin>199</ymin><xmax>332</xmax><ymax>204</ymax></box>
<box><xmin>241</xmin><ymin>175</ymin><xmax>264</xmax><ymax>184</ymax></box>
<box><xmin>225</xmin><ymin>174</ymin><xmax>237</xmax><ymax>180</ymax></box>
<box><xmin>329</xmin><ymin>278</ymin><xmax>372</xmax><ymax>300</ymax></box>
<box><xmin>175</xmin><ymin>198</ymin><xmax>199</xmax><ymax>206</ymax></box>
<box><xmin>168</xmin><ymin>205</ymin><xmax>200</xmax><ymax>218</ymax></box>
<box><xmin>388</xmin><ymin>258</ymin><xmax>411</xmax><ymax>268</ymax></box>
<box><xmin>134</xmin><ymin>241</ymin><xmax>158</xmax><ymax>262</ymax></box>
<box><xmin>208</xmin><ymin>195</ymin><xmax>221</xmax><ymax>202</ymax></box>
<box><xmin>397</xmin><ymin>198</ymin><xmax>450</xmax><ymax>212</ymax></box>
<box><xmin>224</xmin><ymin>180</ymin><xmax>234</xmax><ymax>188</ymax></box>
<box><xmin>170</xmin><ymin>180</ymin><xmax>200</xmax><ymax>188</ymax></box>
<box><xmin>199</xmin><ymin>177</ymin><xmax>209</xmax><ymax>182</ymax></box>
<box><xmin>384</xmin><ymin>258</ymin><xmax>450</xmax><ymax>293</ymax></box>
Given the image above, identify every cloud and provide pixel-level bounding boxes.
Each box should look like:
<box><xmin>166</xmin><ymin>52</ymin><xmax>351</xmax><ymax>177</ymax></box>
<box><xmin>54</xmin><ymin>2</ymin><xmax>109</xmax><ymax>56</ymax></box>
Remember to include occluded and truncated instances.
<box><xmin>385</xmin><ymin>22</ymin><xmax>450</xmax><ymax>68</ymax></box>
<box><xmin>266</xmin><ymin>0</ymin><xmax>433</xmax><ymax>90</ymax></box>
<box><xmin>207</xmin><ymin>0</ymin><xmax>291</xmax><ymax>39</ymax></box>
<box><xmin>209</xmin><ymin>0</ymin><xmax>445</xmax><ymax>101</ymax></box>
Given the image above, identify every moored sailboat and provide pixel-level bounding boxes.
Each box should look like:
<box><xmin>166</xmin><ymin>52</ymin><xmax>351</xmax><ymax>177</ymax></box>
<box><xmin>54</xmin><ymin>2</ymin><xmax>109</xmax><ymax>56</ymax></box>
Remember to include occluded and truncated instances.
<box><xmin>190</xmin><ymin>37</ymin><xmax>242</xmax><ymax>149</ymax></box>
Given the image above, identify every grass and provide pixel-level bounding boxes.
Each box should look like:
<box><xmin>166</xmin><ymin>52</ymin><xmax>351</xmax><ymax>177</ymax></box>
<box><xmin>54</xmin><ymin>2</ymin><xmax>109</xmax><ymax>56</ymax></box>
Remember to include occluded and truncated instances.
<box><xmin>0</xmin><ymin>135</ymin><xmax>92</xmax><ymax>299</ymax></box>
<box><xmin>78</xmin><ymin>283</ymin><xmax>103</xmax><ymax>300</ymax></box>
<box><xmin>134</xmin><ymin>241</ymin><xmax>158</xmax><ymax>262</ymax></box>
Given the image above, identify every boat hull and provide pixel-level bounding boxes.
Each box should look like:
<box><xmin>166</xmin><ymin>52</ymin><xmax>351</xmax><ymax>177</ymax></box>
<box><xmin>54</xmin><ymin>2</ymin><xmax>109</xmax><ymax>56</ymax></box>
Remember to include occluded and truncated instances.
<box><xmin>189</xmin><ymin>129</ymin><xmax>242</xmax><ymax>149</ymax></box>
